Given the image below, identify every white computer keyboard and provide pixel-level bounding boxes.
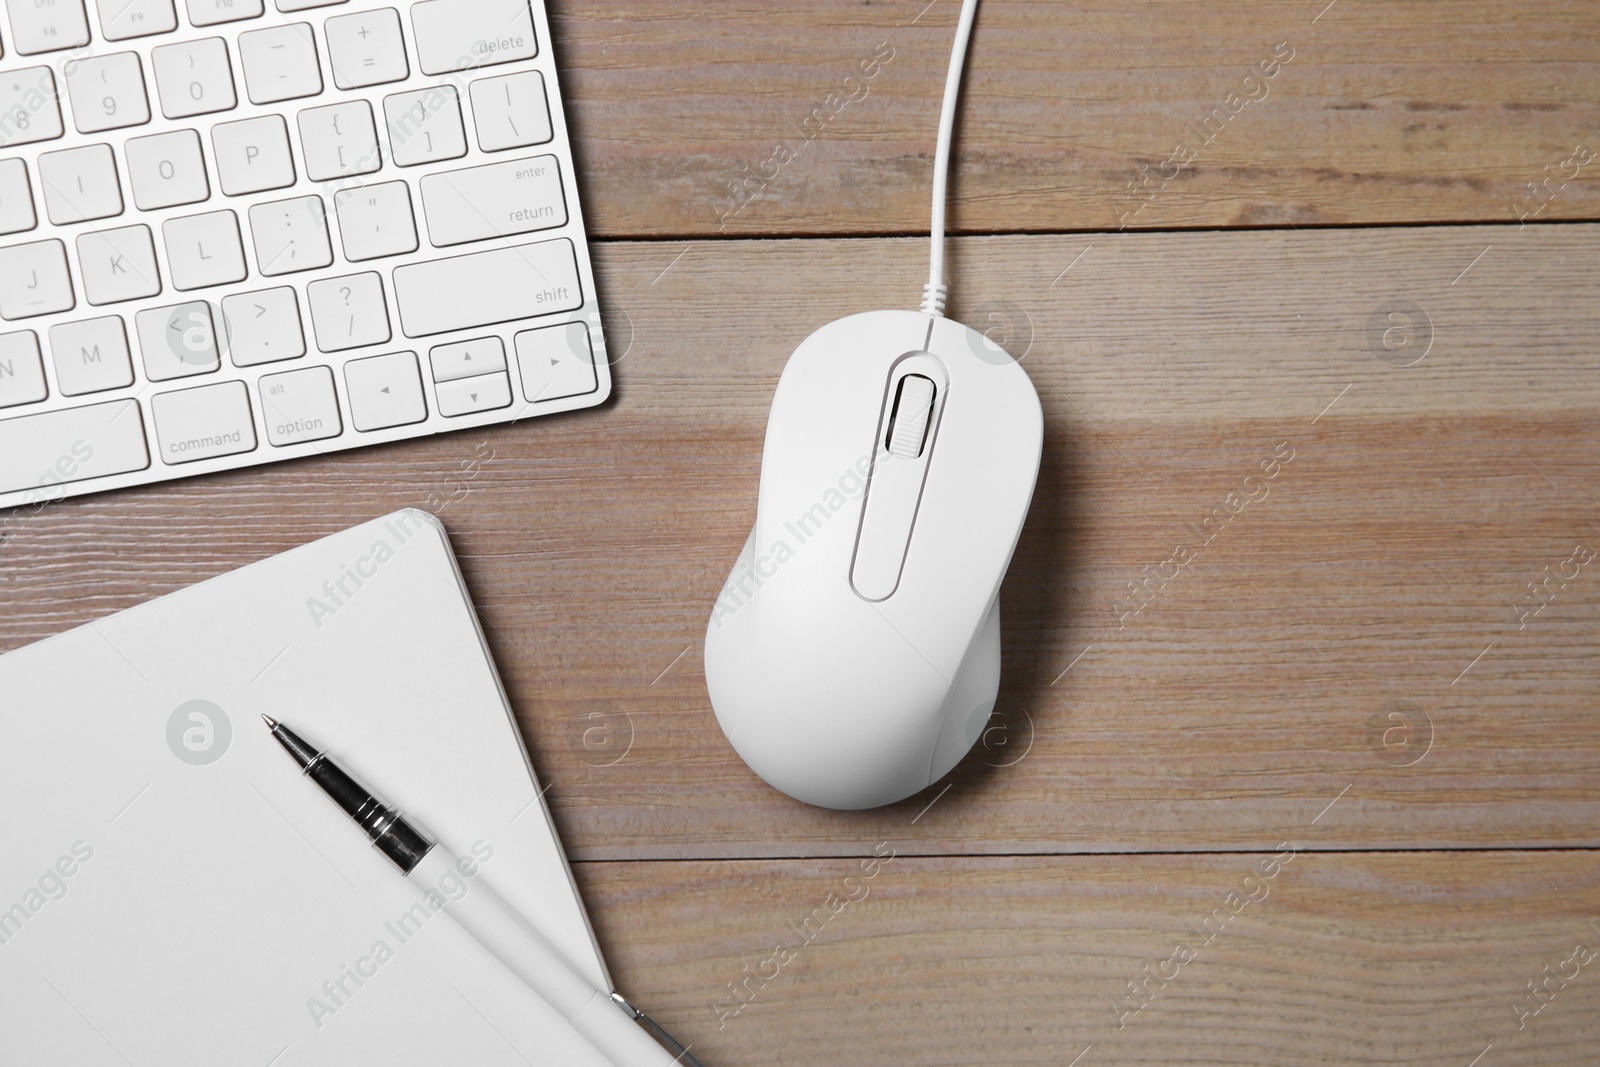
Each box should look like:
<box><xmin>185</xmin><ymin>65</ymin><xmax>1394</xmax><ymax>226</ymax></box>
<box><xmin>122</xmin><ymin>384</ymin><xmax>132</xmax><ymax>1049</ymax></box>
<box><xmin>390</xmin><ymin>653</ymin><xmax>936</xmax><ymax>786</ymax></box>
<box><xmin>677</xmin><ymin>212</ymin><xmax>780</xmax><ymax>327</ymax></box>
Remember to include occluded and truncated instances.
<box><xmin>0</xmin><ymin>0</ymin><xmax>608</xmax><ymax>511</ymax></box>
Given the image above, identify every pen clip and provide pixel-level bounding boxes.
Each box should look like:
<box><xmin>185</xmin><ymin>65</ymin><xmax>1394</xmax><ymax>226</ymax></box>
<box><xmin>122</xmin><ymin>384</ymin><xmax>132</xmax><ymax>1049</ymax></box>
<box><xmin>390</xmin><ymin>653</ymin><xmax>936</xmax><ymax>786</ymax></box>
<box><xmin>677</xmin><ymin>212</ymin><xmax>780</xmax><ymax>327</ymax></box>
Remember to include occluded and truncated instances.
<box><xmin>610</xmin><ymin>992</ymin><xmax>705</xmax><ymax>1067</ymax></box>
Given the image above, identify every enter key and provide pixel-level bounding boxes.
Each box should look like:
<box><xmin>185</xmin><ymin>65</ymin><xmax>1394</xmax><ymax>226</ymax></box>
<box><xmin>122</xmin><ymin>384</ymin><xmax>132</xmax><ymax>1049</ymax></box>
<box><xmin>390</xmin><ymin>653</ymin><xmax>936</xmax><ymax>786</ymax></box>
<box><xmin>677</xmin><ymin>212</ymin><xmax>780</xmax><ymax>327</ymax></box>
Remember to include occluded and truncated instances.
<box><xmin>419</xmin><ymin>156</ymin><xmax>568</xmax><ymax>248</ymax></box>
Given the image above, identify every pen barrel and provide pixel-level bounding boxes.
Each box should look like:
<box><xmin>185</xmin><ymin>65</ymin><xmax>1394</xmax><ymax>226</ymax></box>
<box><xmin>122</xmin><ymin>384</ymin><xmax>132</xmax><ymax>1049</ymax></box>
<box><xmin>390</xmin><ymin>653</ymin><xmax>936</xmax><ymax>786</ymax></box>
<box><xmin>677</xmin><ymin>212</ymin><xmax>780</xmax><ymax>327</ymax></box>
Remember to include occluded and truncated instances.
<box><xmin>410</xmin><ymin>847</ymin><xmax>679</xmax><ymax>1067</ymax></box>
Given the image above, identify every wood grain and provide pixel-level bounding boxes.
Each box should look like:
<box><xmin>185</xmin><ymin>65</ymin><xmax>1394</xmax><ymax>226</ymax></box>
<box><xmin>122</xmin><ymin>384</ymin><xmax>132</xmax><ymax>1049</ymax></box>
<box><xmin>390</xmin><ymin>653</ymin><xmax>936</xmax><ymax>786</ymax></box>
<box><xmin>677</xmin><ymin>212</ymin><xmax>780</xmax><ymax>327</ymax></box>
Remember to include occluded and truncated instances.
<box><xmin>549</xmin><ymin>0</ymin><xmax>1600</xmax><ymax>238</ymax></box>
<box><xmin>577</xmin><ymin>850</ymin><xmax>1600</xmax><ymax>1066</ymax></box>
<box><xmin>4</xmin><ymin>226</ymin><xmax>1595</xmax><ymax>859</ymax></box>
<box><xmin>5</xmin><ymin>7</ymin><xmax>1598</xmax><ymax>1056</ymax></box>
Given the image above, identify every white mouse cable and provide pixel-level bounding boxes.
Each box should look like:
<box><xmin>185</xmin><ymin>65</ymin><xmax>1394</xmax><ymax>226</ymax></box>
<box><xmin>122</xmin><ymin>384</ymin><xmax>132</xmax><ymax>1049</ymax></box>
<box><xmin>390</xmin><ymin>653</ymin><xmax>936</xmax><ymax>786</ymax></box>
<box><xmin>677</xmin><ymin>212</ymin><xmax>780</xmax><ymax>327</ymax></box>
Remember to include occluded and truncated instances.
<box><xmin>921</xmin><ymin>0</ymin><xmax>983</xmax><ymax>318</ymax></box>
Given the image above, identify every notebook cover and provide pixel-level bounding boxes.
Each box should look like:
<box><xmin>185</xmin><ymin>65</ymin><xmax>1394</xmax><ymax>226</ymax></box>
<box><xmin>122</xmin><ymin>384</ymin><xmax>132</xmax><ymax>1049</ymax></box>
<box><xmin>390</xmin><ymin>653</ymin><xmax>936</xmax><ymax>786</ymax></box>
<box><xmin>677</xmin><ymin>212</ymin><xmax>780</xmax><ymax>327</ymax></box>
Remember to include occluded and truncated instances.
<box><xmin>0</xmin><ymin>509</ymin><xmax>613</xmax><ymax>1065</ymax></box>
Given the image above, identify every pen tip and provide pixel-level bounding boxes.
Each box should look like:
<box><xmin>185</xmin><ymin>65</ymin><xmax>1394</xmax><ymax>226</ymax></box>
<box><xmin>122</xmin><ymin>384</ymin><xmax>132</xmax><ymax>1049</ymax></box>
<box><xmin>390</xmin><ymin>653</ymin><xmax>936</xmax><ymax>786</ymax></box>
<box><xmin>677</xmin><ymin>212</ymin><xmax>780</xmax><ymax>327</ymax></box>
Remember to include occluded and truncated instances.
<box><xmin>262</xmin><ymin>714</ymin><xmax>278</xmax><ymax>729</ymax></box>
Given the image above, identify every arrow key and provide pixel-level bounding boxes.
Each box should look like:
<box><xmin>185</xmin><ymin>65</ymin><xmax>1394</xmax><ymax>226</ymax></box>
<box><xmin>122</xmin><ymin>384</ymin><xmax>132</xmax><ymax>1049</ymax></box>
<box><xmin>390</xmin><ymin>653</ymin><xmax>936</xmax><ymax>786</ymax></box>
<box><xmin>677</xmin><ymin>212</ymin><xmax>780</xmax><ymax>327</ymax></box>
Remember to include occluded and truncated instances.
<box><xmin>429</xmin><ymin>336</ymin><xmax>505</xmax><ymax>382</ymax></box>
<box><xmin>436</xmin><ymin>371</ymin><xmax>510</xmax><ymax>418</ymax></box>
<box><xmin>345</xmin><ymin>350</ymin><xmax>425</xmax><ymax>431</ymax></box>
<box><xmin>515</xmin><ymin>321</ymin><xmax>597</xmax><ymax>403</ymax></box>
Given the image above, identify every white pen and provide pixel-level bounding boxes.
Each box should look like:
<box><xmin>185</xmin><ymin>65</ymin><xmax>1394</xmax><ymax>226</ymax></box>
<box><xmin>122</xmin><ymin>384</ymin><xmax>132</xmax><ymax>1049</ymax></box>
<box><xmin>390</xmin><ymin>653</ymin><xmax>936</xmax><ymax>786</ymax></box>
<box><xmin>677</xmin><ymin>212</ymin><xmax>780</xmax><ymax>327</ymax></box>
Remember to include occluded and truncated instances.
<box><xmin>262</xmin><ymin>715</ymin><xmax>697</xmax><ymax>1067</ymax></box>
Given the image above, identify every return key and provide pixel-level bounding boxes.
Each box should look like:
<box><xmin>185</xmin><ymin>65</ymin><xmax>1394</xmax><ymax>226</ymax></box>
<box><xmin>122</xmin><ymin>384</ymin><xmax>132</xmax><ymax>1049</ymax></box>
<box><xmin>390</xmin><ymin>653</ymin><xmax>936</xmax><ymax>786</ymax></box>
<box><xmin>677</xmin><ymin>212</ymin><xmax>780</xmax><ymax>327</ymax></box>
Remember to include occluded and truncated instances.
<box><xmin>419</xmin><ymin>156</ymin><xmax>568</xmax><ymax>248</ymax></box>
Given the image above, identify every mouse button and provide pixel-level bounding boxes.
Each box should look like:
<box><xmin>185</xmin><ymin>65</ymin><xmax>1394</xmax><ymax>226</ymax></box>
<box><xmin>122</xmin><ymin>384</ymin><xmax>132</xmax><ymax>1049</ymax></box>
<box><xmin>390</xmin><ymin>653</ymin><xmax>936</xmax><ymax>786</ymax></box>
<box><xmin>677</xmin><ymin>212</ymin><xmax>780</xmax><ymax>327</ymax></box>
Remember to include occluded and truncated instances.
<box><xmin>849</xmin><ymin>356</ymin><xmax>949</xmax><ymax>602</ymax></box>
<box><xmin>926</xmin><ymin>313</ymin><xmax>1027</xmax><ymax>371</ymax></box>
<box><xmin>850</xmin><ymin>463</ymin><xmax>925</xmax><ymax>601</ymax></box>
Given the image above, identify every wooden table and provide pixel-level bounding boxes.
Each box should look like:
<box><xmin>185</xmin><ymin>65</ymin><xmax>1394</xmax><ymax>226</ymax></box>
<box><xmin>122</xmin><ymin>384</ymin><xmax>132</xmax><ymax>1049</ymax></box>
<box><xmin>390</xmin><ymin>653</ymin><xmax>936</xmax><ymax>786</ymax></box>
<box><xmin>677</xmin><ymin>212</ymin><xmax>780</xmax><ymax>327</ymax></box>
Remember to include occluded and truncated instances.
<box><xmin>6</xmin><ymin>2</ymin><xmax>1599</xmax><ymax>1063</ymax></box>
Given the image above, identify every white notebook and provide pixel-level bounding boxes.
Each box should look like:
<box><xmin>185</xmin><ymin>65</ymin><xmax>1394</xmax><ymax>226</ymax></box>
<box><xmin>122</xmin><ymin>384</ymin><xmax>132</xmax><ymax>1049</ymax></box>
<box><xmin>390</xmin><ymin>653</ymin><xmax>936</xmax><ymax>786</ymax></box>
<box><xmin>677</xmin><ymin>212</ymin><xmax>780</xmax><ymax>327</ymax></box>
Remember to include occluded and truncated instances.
<box><xmin>0</xmin><ymin>510</ymin><xmax>614</xmax><ymax>1065</ymax></box>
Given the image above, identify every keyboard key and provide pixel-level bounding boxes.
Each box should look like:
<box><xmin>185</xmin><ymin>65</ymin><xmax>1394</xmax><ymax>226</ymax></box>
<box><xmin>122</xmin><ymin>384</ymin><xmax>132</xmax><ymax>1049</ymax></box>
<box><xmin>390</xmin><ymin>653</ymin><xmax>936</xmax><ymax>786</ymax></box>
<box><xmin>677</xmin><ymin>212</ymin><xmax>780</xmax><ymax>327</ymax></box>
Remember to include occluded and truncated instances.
<box><xmin>0</xmin><ymin>158</ymin><xmax>37</xmax><ymax>235</ymax></box>
<box><xmin>152</xmin><ymin>37</ymin><xmax>237</xmax><ymax>118</ymax></box>
<box><xmin>333</xmin><ymin>181</ymin><xmax>417</xmax><ymax>262</ymax></box>
<box><xmin>249</xmin><ymin>195</ymin><xmax>332</xmax><ymax>276</ymax></box>
<box><xmin>99</xmin><ymin>0</ymin><xmax>178</xmax><ymax>40</ymax></box>
<box><xmin>430</xmin><ymin>336</ymin><xmax>505</xmax><ymax>382</ymax></box>
<box><xmin>239</xmin><ymin>23</ymin><xmax>322</xmax><ymax>104</ymax></box>
<box><xmin>223</xmin><ymin>287</ymin><xmax>304</xmax><ymax>366</ymax></box>
<box><xmin>326</xmin><ymin>8</ymin><xmax>408</xmax><ymax>89</ymax></box>
<box><xmin>125</xmin><ymin>129</ymin><xmax>210</xmax><ymax>210</ymax></box>
<box><xmin>436</xmin><ymin>372</ymin><xmax>510</xmax><ymax>417</ymax></box>
<box><xmin>152</xmin><ymin>379</ymin><xmax>256</xmax><ymax>464</ymax></box>
<box><xmin>185</xmin><ymin>0</ymin><xmax>263</xmax><ymax>25</ymax></box>
<box><xmin>516</xmin><ymin>321</ymin><xmax>597</xmax><ymax>402</ymax></box>
<box><xmin>344</xmin><ymin>351</ymin><xmax>424</xmax><ymax>431</ymax></box>
<box><xmin>0</xmin><ymin>67</ymin><xmax>64</xmax><ymax>147</ymax></box>
<box><xmin>37</xmin><ymin>144</ymin><xmax>123</xmax><ymax>224</ymax></box>
<box><xmin>0</xmin><ymin>240</ymin><xmax>73</xmax><ymax>320</ymax></box>
<box><xmin>77</xmin><ymin>225</ymin><xmax>162</xmax><ymax>305</ymax></box>
<box><xmin>49</xmin><ymin>316</ymin><xmax>135</xmax><ymax>396</ymax></box>
<box><xmin>259</xmin><ymin>364</ymin><xmax>340</xmax><ymax>446</ymax></box>
<box><xmin>0</xmin><ymin>399</ymin><xmax>149</xmax><ymax>495</ymax></box>
<box><xmin>420</xmin><ymin>155</ymin><xmax>566</xmax><ymax>247</ymax></box>
<box><xmin>5</xmin><ymin>0</ymin><xmax>89</xmax><ymax>54</ymax></box>
<box><xmin>65</xmin><ymin>53</ymin><xmax>151</xmax><ymax>133</ymax></box>
<box><xmin>470</xmin><ymin>71</ymin><xmax>551</xmax><ymax>152</ymax></box>
<box><xmin>136</xmin><ymin>300</ymin><xmax>220</xmax><ymax>380</ymax></box>
<box><xmin>163</xmin><ymin>210</ymin><xmax>247</xmax><ymax>290</ymax></box>
<box><xmin>411</xmin><ymin>0</ymin><xmax>536</xmax><ymax>76</ymax></box>
<box><xmin>297</xmin><ymin>100</ymin><xmax>380</xmax><ymax>181</ymax></box>
<box><xmin>384</xmin><ymin>85</ymin><xmax>466</xmax><ymax>167</ymax></box>
<box><xmin>0</xmin><ymin>331</ymin><xmax>48</xmax><ymax>408</ymax></box>
<box><xmin>212</xmin><ymin>115</ymin><xmax>295</xmax><ymax>195</ymax></box>
<box><xmin>307</xmin><ymin>272</ymin><xmax>389</xmax><ymax>352</ymax></box>
<box><xmin>276</xmin><ymin>0</ymin><xmax>345</xmax><ymax>8</ymax></box>
<box><xmin>393</xmin><ymin>238</ymin><xmax>581</xmax><ymax>337</ymax></box>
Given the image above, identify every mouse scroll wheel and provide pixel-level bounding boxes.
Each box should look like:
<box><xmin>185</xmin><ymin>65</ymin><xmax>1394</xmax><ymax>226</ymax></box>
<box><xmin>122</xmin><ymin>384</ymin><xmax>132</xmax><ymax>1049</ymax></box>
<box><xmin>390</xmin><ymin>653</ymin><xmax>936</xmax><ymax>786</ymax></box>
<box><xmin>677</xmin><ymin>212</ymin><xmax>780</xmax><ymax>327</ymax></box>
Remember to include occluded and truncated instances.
<box><xmin>885</xmin><ymin>375</ymin><xmax>937</xmax><ymax>459</ymax></box>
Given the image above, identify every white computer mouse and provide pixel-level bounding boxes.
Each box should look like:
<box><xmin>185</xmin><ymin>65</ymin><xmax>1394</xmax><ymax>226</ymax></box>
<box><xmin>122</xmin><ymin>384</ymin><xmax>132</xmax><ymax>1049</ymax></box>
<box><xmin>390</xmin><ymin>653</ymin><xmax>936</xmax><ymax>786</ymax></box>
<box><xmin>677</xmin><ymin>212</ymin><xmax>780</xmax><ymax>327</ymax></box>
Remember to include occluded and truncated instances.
<box><xmin>704</xmin><ymin>309</ymin><xmax>1043</xmax><ymax>809</ymax></box>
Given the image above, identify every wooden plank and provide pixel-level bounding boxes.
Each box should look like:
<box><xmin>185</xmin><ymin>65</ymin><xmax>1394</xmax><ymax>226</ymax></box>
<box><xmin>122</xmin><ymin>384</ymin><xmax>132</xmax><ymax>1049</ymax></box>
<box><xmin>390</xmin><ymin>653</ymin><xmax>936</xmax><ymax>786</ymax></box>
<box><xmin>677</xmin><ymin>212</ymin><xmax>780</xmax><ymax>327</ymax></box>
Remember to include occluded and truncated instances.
<box><xmin>1</xmin><ymin>225</ymin><xmax>1595</xmax><ymax>858</ymax></box>
<box><xmin>550</xmin><ymin>0</ymin><xmax>1600</xmax><ymax>237</ymax></box>
<box><xmin>577</xmin><ymin>851</ymin><xmax>1600</xmax><ymax>1066</ymax></box>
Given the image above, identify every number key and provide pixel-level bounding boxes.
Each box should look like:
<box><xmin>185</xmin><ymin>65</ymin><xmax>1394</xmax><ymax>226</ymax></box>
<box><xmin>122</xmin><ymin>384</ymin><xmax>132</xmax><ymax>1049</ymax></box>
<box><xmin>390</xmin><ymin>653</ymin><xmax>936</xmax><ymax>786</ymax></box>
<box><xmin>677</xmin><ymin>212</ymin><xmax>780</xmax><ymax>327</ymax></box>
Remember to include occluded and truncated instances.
<box><xmin>0</xmin><ymin>67</ymin><xmax>65</xmax><ymax>148</ymax></box>
<box><xmin>152</xmin><ymin>38</ymin><xmax>238</xmax><ymax>119</ymax></box>
<box><xmin>66</xmin><ymin>53</ymin><xmax>151</xmax><ymax>134</ymax></box>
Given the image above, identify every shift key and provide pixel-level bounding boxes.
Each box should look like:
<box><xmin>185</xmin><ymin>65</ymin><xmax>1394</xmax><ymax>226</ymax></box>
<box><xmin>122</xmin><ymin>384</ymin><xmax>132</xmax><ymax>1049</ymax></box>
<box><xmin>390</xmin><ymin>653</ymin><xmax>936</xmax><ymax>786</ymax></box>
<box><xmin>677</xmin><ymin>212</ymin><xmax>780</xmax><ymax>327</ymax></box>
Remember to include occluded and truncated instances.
<box><xmin>420</xmin><ymin>156</ymin><xmax>567</xmax><ymax>247</ymax></box>
<box><xmin>393</xmin><ymin>239</ymin><xmax>582</xmax><ymax>338</ymax></box>
<box><xmin>0</xmin><ymin>400</ymin><xmax>149</xmax><ymax>496</ymax></box>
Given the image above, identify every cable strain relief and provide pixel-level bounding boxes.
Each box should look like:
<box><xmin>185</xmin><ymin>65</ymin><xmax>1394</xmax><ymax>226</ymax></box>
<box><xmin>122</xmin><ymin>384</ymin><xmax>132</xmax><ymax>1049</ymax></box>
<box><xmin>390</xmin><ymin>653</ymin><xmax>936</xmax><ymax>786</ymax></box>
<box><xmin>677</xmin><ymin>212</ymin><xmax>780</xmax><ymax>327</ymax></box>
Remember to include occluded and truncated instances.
<box><xmin>920</xmin><ymin>281</ymin><xmax>949</xmax><ymax>317</ymax></box>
